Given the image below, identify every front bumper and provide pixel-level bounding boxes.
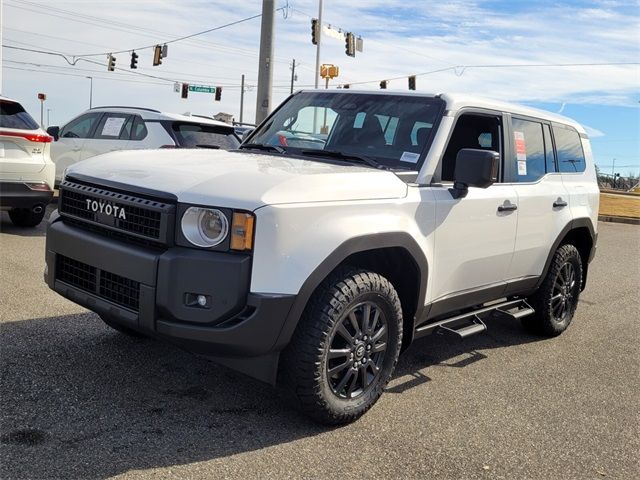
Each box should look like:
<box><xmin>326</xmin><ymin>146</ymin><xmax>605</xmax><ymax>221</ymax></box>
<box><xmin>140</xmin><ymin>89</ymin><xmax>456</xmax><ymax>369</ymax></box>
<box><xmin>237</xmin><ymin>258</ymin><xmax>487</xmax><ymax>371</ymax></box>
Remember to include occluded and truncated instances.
<box><xmin>45</xmin><ymin>212</ymin><xmax>295</xmax><ymax>381</ymax></box>
<box><xmin>0</xmin><ymin>181</ymin><xmax>53</xmax><ymax>209</ymax></box>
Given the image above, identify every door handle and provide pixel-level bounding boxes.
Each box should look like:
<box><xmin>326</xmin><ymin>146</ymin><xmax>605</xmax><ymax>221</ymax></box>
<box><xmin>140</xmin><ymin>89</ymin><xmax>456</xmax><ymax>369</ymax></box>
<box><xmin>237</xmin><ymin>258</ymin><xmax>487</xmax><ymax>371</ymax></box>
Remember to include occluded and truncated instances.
<box><xmin>498</xmin><ymin>202</ymin><xmax>518</xmax><ymax>212</ymax></box>
<box><xmin>553</xmin><ymin>199</ymin><xmax>568</xmax><ymax>208</ymax></box>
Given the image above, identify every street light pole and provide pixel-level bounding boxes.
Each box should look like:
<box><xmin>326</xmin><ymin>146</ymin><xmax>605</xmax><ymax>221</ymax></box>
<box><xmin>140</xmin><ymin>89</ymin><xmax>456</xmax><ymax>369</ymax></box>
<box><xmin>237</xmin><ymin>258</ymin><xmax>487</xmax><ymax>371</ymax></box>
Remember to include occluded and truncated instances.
<box><xmin>314</xmin><ymin>0</ymin><xmax>324</xmax><ymax>89</ymax></box>
<box><xmin>47</xmin><ymin>108</ymin><xmax>51</xmax><ymax>127</ymax></box>
<box><xmin>87</xmin><ymin>76</ymin><xmax>93</xmax><ymax>108</ymax></box>
<box><xmin>239</xmin><ymin>74</ymin><xmax>245</xmax><ymax>124</ymax></box>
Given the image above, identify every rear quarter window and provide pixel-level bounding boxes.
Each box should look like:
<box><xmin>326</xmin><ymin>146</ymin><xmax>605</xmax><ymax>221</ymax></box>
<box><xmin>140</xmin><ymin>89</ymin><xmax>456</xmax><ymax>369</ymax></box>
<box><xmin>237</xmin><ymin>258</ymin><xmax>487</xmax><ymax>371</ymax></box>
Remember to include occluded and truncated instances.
<box><xmin>553</xmin><ymin>125</ymin><xmax>586</xmax><ymax>173</ymax></box>
<box><xmin>0</xmin><ymin>100</ymin><xmax>39</xmax><ymax>130</ymax></box>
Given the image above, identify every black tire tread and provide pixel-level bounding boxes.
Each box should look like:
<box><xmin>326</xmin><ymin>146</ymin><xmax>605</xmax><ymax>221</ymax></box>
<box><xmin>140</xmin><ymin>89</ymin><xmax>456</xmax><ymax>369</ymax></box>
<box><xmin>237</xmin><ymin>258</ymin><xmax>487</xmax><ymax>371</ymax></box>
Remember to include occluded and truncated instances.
<box><xmin>279</xmin><ymin>267</ymin><xmax>403</xmax><ymax>425</ymax></box>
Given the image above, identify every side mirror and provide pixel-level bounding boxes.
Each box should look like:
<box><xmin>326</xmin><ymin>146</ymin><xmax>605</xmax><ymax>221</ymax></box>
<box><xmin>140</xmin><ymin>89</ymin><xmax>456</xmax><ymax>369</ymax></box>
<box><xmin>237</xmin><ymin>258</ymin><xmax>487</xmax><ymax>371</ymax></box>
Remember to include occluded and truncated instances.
<box><xmin>449</xmin><ymin>148</ymin><xmax>499</xmax><ymax>199</ymax></box>
<box><xmin>46</xmin><ymin>126</ymin><xmax>60</xmax><ymax>141</ymax></box>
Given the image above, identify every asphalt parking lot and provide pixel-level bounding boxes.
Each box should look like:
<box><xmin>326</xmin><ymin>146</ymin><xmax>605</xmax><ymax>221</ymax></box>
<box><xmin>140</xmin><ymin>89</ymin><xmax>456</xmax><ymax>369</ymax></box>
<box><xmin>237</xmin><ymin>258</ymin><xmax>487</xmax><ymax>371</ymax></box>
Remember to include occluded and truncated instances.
<box><xmin>1</xmin><ymin>208</ymin><xmax>638</xmax><ymax>479</ymax></box>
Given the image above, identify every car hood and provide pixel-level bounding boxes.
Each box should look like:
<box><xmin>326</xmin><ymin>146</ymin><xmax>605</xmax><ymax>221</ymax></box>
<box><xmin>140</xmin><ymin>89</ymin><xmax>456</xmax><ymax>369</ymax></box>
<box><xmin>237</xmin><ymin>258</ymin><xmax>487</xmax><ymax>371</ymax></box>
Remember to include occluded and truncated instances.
<box><xmin>65</xmin><ymin>149</ymin><xmax>408</xmax><ymax>210</ymax></box>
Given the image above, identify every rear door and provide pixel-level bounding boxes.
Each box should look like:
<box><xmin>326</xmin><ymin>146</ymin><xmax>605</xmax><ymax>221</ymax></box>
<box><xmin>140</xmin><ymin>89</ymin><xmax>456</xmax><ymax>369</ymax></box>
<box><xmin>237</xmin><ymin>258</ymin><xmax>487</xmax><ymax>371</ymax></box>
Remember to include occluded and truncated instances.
<box><xmin>81</xmin><ymin>113</ymin><xmax>133</xmax><ymax>160</ymax></box>
<box><xmin>51</xmin><ymin>112</ymin><xmax>102</xmax><ymax>182</ymax></box>
<box><xmin>0</xmin><ymin>99</ymin><xmax>46</xmax><ymax>174</ymax></box>
<box><xmin>506</xmin><ymin>116</ymin><xmax>572</xmax><ymax>288</ymax></box>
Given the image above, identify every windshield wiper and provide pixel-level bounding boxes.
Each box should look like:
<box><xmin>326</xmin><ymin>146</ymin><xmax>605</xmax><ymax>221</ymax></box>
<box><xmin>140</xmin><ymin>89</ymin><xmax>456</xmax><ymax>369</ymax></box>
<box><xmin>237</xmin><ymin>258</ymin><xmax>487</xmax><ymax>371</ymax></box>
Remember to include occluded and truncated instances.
<box><xmin>239</xmin><ymin>143</ymin><xmax>285</xmax><ymax>154</ymax></box>
<box><xmin>300</xmin><ymin>149</ymin><xmax>383</xmax><ymax>169</ymax></box>
<box><xmin>195</xmin><ymin>144</ymin><xmax>220</xmax><ymax>149</ymax></box>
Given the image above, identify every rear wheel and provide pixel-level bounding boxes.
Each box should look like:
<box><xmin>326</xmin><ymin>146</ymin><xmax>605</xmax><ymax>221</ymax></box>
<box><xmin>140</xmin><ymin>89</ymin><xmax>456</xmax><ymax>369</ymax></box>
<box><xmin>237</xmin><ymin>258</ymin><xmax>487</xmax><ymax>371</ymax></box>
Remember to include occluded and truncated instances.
<box><xmin>279</xmin><ymin>268</ymin><xmax>403</xmax><ymax>425</ymax></box>
<box><xmin>8</xmin><ymin>207</ymin><xmax>46</xmax><ymax>227</ymax></box>
<box><xmin>524</xmin><ymin>244</ymin><xmax>583</xmax><ymax>336</ymax></box>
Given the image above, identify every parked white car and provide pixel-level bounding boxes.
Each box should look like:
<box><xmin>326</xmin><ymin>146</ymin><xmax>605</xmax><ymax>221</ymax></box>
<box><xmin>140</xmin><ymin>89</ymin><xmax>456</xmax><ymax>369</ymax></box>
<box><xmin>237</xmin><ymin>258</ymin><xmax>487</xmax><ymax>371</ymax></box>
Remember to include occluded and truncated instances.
<box><xmin>45</xmin><ymin>90</ymin><xmax>599</xmax><ymax>424</ymax></box>
<box><xmin>47</xmin><ymin>107</ymin><xmax>241</xmax><ymax>184</ymax></box>
<box><xmin>0</xmin><ymin>96</ymin><xmax>55</xmax><ymax>227</ymax></box>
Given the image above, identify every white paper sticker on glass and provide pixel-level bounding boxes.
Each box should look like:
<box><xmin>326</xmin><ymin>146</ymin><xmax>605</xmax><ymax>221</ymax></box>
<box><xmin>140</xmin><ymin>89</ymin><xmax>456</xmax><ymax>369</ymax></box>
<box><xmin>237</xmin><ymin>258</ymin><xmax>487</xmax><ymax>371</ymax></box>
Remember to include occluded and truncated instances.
<box><xmin>101</xmin><ymin>117</ymin><xmax>126</xmax><ymax>137</ymax></box>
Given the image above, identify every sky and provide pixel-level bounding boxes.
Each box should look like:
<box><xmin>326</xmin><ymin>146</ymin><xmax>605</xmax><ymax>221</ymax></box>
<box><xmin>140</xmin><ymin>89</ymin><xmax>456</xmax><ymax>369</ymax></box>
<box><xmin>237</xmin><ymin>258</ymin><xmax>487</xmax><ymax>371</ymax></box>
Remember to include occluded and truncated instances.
<box><xmin>1</xmin><ymin>0</ymin><xmax>639</xmax><ymax>175</ymax></box>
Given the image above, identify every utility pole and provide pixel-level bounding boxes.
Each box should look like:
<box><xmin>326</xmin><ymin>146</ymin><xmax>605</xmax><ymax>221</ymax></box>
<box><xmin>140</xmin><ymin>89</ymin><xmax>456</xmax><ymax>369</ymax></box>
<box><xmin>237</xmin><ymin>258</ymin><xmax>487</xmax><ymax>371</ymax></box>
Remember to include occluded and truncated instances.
<box><xmin>0</xmin><ymin>0</ymin><xmax>4</xmax><ymax>94</ymax></box>
<box><xmin>314</xmin><ymin>0</ymin><xmax>324</xmax><ymax>89</ymax></box>
<box><xmin>47</xmin><ymin>108</ymin><xmax>51</xmax><ymax>127</ymax></box>
<box><xmin>255</xmin><ymin>0</ymin><xmax>275</xmax><ymax>124</ymax></box>
<box><xmin>86</xmin><ymin>76</ymin><xmax>93</xmax><ymax>108</ymax></box>
<box><xmin>239</xmin><ymin>74</ymin><xmax>245</xmax><ymax>124</ymax></box>
<box><xmin>290</xmin><ymin>59</ymin><xmax>296</xmax><ymax>94</ymax></box>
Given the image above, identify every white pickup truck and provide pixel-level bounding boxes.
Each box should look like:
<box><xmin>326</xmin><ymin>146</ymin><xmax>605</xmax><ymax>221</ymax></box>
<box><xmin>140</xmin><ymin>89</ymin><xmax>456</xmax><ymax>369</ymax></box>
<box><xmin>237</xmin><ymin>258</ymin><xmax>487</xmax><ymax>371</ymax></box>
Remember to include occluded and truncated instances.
<box><xmin>45</xmin><ymin>91</ymin><xmax>599</xmax><ymax>424</ymax></box>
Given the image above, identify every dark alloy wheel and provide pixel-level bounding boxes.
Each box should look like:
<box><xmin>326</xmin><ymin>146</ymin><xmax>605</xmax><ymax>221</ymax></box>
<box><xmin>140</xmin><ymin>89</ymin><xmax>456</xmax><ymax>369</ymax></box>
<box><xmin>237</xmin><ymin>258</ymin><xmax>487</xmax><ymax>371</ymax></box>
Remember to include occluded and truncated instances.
<box><xmin>524</xmin><ymin>244</ymin><xmax>583</xmax><ymax>336</ymax></box>
<box><xmin>279</xmin><ymin>268</ymin><xmax>403</xmax><ymax>425</ymax></box>
<box><xmin>326</xmin><ymin>301</ymin><xmax>388</xmax><ymax>400</ymax></box>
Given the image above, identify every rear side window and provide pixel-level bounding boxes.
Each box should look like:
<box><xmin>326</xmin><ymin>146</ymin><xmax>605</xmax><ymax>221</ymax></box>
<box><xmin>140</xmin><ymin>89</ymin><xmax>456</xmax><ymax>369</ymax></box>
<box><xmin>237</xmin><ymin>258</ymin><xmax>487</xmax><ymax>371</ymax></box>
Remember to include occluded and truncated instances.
<box><xmin>0</xmin><ymin>100</ymin><xmax>39</xmax><ymax>130</ymax></box>
<box><xmin>511</xmin><ymin>118</ymin><xmax>546</xmax><ymax>182</ymax></box>
<box><xmin>93</xmin><ymin>114</ymin><xmax>132</xmax><ymax>139</ymax></box>
<box><xmin>61</xmin><ymin>113</ymin><xmax>102</xmax><ymax>139</ymax></box>
<box><xmin>131</xmin><ymin>116</ymin><xmax>148</xmax><ymax>141</ymax></box>
<box><xmin>553</xmin><ymin>125</ymin><xmax>586</xmax><ymax>173</ymax></box>
<box><xmin>171</xmin><ymin>122</ymin><xmax>240</xmax><ymax>150</ymax></box>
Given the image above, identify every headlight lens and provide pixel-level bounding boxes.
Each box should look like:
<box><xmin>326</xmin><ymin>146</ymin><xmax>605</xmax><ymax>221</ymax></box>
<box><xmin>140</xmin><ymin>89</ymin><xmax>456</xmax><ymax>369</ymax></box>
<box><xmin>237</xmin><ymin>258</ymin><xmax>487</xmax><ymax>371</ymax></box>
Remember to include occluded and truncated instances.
<box><xmin>181</xmin><ymin>207</ymin><xmax>229</xmax><ymax>247</ymax></box>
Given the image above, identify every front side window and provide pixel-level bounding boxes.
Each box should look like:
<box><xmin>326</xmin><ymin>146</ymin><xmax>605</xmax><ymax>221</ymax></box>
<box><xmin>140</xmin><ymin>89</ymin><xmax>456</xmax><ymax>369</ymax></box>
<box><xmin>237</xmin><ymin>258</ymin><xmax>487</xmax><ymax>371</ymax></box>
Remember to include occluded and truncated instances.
<box><xmin>248</xmin><ymin>92</ymin><xmax>443</xmax><ymax>170</ymax></box>
<box><xmin>61</xmin><ymin>113</ymin><xmax>102</xmax><ymax>139</ymax></box>
<box><xmin>440</xmin><ymin>114</ymin><xmax>502</xmax><ymax>182</ymax></box>
<box><xmin>553</xmin><ymin>125</ymin><xmax>586</xmax><ymax>173</ymax></box>
<box><xmin>511</xmin><ymin>118</ymin><xmax>546</xmax><ymax>182</ymax></box>
<box><xmin>0</xmin><ymin>100</ymin><xmax>39</xmax><ymax>130</ymax></box>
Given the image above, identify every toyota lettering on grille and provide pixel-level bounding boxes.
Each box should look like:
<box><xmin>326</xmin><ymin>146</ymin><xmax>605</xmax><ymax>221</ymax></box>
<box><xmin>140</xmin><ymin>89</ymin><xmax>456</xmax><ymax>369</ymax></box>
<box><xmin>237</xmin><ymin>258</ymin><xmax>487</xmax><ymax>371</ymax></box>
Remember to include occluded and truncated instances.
<box><xmin>85</xmin><ymin>199</ymin><xmax>127</xmax><ymax>220</ymax></box>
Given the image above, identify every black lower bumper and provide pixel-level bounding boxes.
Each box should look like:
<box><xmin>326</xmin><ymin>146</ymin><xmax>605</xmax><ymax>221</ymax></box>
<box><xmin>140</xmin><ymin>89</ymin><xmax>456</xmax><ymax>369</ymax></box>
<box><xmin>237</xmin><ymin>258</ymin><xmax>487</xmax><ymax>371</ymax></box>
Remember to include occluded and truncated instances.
<box><xmin>0</xmin><ymin>182</ymin><xmax>53</xmax><ymax>209</ymax></box>
<box><xmin>45</xmin><ymin>213</ymin><xmax>296</xmax><ymax>383</ymax></box>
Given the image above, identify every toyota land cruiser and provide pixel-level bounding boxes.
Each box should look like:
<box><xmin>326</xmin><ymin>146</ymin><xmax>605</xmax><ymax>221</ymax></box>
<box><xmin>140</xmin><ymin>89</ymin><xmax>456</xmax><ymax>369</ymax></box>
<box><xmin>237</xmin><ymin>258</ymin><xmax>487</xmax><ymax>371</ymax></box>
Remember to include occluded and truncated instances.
<box><xmin>44</xmin><ymin>91</ymin><xmax>598</xmax><ymax>424</ymax></box>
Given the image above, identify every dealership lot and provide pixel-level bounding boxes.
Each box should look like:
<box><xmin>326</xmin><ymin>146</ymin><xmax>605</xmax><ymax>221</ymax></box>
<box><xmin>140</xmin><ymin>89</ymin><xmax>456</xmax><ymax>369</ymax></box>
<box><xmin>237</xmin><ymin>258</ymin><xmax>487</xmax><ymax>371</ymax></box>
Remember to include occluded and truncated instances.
<box><xmin>0</xmin><ymin>208</ymin><xmax>638</xmax><ymax>479</ymax></box>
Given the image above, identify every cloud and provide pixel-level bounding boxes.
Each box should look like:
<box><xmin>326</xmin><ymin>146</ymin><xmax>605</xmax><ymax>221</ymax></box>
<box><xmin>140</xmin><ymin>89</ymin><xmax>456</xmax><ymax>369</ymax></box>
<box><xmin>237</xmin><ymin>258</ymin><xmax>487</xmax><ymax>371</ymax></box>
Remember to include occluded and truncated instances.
<box><xmin>583</xmin><ymin>124</ymin><xmax>606</xmax><ymax>138</ymax></box>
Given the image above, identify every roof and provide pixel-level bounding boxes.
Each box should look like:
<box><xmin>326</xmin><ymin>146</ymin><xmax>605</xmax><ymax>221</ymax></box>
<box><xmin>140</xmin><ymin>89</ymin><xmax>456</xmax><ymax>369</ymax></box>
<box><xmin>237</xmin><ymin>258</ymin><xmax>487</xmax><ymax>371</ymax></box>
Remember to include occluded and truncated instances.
<box><xmin>88</xmin><ymin>106</ymin><xmax>232</xmax><ymax>128</ymax></box>
<box><xmin>295</xmin><ymin>89</ymin><xmax>586</xmax><ymax>134</ymax></box>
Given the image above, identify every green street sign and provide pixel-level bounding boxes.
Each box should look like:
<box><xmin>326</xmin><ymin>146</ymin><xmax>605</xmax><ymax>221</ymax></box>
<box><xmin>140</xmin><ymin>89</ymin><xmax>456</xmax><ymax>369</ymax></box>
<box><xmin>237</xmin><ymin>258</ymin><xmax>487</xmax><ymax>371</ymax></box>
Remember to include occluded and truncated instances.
<box><xmin>188</xmin><ymin>85</ymin><xmax>216</xmax><ymax>93</ymax></box>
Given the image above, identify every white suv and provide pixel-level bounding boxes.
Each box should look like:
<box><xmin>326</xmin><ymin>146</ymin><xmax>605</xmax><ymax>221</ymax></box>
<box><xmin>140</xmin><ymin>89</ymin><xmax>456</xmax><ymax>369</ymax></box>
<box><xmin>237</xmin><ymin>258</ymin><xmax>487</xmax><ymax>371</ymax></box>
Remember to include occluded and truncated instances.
<box><xmin>47</xmin><ymin>107</ymin><xmax>241</xmax><ymax>184</ymax></box>
<box><xmin>44</xmin><ymin>91</ymin><xmax>599</xmax><ymax>424</ymax></box>
<box><xmin>0</xmin><ymin>96</ymin><xmax>55</xmax><ymax>227</ymax></box>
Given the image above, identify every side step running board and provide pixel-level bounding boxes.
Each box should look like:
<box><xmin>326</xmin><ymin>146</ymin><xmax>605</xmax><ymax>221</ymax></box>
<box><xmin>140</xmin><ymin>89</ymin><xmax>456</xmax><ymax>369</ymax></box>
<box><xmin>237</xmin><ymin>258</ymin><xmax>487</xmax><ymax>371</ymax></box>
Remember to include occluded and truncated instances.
<box><xmin>415</xmin><ymin>299</ymin><xmax>535</xmax><ymax>339</ymax></box>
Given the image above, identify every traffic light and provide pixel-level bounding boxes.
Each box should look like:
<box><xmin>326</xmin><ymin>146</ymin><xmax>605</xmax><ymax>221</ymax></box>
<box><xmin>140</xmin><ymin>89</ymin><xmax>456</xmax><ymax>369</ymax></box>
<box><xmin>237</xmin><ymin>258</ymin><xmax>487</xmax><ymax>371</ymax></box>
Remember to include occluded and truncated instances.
<box><xmin>408</xmin><ymin>75</ymin><xmax>416</xmax><ymax>90</ymax></box>
<box><xmin>161</xmin><ymin>44</ymin><xmax>168</xmax><ymax>58</ymax></box>
<box><xmin>107</xmin><ymin>54</ymin><xmax>116</xmax><ymax>71</ymax></box>
<box><xmin>181</xmin><ymin>83</ymin><xmax>188</xmax><ymax>99</ymax></box>
<box><xmin>153</xmin><ymin>45</ymin><xmax>162</xmax><ymax>66</ymax></box>
<box><xmin>345</xmin><ymin>32</ymin><xmax>356</xmax><ymax>57</ymax></box>
<box><xmin>380</xmin><ymin>80</ymin><xmax>387</xmax><ymax>89</ymax></box>
<box><xmin>311</xmin><ymin>18</ymin><xmax>319</xmax><ymax>45</ymax></box>
<box><xmin>215</xmin><ymin>87</ymin><xmax>222</xmax><ymax>101</ymax></box>
<box><xmin>130</xmin><ymin>51</ymin><xmax>138</xmax><ymax>69</ymax></box>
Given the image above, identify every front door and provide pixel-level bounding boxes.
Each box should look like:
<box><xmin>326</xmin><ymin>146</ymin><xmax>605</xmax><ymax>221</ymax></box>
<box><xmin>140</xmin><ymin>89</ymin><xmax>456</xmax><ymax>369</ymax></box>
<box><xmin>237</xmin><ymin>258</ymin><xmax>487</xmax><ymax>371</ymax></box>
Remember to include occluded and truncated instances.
<box><xmin>430</xmin><ymin>112</ymin><xmax>518</xmax><ymax>308</ymax></box>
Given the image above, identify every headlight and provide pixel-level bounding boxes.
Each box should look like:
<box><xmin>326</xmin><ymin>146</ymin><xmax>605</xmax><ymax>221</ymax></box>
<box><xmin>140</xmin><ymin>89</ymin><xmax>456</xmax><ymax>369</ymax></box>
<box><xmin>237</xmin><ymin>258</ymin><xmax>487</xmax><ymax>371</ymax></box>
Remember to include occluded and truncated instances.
<box><xmin>181</xmin><ymin>207</ymin><xmax>229</xmax><ymax>247</ymax></box>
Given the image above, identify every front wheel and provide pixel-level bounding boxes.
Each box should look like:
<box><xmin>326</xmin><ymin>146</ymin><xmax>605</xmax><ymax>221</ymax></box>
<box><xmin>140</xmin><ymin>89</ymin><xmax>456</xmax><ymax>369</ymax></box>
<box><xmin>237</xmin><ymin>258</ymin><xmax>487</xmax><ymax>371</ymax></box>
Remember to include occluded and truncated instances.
<box><xmin>279</xmin><ymin>268</ymin><xmax>403</xmax><ymax>425</ymax></box>
<box><xmin>524</xmin><ymin>244</ymin><xmax>583</xmax><ymax>336</ymax></box>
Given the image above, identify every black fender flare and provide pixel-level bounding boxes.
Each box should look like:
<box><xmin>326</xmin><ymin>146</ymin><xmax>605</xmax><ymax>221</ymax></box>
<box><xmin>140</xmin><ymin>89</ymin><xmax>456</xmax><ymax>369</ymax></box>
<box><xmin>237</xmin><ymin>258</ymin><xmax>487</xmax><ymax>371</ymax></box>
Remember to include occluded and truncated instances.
<box><xmin>535</xmin><ymin>217</ymin><xmax>597</xmax><ymax>291</ymax></box>
<box><xmin>272</xmin><ymin>232</ymin><xmax>429</xmax><ymax>351</ymax></box>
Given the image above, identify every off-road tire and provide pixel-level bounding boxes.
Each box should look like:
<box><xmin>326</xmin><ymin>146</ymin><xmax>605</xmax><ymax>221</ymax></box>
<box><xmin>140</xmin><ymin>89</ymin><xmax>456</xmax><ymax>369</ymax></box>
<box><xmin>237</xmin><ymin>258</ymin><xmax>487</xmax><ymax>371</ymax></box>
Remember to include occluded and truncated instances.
<box><xmin>100</xmin><ymin>315</ymin><xmax>145</xmax><ymax>338</ymax></box>
<box><xmin>279</xmin><ymin>267</ymin><xmax>403</xmax><ymax>425</ymax></box>
<box><xmin>524</xmin><ymin>244</ymin><xmax>583</xmax><ymax>336</ymax></box>
<box><xmin>8</xmin><ymin>208</ymin><xmax>46</xmax><ymax>227</ymax></box>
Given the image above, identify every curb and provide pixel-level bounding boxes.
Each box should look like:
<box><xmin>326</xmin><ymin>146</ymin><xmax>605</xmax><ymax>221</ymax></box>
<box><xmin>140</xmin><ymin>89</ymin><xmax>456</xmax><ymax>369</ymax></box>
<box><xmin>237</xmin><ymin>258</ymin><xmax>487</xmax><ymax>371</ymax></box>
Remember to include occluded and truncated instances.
<box><xmin>598</xmin><ymin>215</ymin><xmax>640</xmax><ymax>225</ymax></box>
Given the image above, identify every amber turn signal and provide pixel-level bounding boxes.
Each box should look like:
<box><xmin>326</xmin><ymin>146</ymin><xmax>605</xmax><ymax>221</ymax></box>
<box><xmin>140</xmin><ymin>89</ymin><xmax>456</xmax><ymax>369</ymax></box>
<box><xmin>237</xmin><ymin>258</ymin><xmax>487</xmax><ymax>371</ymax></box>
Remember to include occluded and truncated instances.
<box><xmin>230</xmin><ymin>212</ymin><xmax>255</xmax><ymax>251</ymax></box>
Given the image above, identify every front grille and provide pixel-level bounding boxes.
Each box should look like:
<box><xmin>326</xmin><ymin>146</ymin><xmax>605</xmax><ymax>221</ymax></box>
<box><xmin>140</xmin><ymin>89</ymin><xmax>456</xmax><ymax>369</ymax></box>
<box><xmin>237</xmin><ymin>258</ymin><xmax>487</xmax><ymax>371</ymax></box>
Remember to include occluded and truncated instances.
<box><xmin>56</xmin><ymin>255</ymin><xmax>140</xmax><ymax>311</ymax></box>
<box><xmin>59</xmin><ymin>179</ymin><xmax>175</xmax><ymax>246</ymax></box>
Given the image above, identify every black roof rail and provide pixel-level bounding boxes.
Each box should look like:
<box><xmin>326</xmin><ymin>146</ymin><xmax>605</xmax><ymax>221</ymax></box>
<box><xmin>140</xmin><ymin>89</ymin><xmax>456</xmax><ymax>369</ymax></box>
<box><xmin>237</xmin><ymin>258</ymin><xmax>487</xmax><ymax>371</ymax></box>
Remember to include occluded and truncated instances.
<box><xmin>90</xmin><ymin>106</ymin><xmax>161</xmax><ymax>113</ymax></box>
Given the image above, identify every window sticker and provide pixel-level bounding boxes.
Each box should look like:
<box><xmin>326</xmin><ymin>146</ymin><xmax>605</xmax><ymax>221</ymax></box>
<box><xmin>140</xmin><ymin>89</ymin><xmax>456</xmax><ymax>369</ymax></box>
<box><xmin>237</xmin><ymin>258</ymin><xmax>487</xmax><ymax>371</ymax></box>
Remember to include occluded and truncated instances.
<box><xmin>400</xmin><ymin>151</ymin><xmax>420</xmax><ymax>163</ymax></box>
<box><xmin>518</xmin><ymin>160</ymin><xmax>527</xmax><ymax>176</ymax></box>
<box><xmin>514</xmin><ymin>131</ymin><xmax>527</xmax><ymax>161</ymax></box>
<box><xmin>101</xmin><ymin>117</ymin><xmax>126</xmax><ymax>137</ymax></box>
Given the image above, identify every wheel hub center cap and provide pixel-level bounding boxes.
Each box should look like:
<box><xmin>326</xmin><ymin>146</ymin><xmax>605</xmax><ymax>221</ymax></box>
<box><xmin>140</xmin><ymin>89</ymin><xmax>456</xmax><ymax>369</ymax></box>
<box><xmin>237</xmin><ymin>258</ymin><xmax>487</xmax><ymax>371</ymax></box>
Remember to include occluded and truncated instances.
<box><xmin>355</xmin><ymin>344</ymin><xmax>366</xmax><ymax>360</ymax></box>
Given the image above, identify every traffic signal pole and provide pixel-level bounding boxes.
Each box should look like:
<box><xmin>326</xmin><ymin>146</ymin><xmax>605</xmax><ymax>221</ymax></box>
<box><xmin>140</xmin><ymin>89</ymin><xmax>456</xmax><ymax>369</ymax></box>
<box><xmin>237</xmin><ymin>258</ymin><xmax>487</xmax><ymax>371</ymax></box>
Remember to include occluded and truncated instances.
<box><xmin>314</xmin><ymin>0</ymin><xmax>324</xmax><ymax>89</ymax></box>
<box><xmin>255</xmin><ymin>0</ymin><xmax>275</xmax><ymax>124</ymax></box>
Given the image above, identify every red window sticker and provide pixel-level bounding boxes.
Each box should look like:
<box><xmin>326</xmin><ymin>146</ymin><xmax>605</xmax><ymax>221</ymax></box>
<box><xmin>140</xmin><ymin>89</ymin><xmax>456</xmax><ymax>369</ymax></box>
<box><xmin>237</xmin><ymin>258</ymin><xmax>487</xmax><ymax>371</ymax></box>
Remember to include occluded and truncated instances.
<box><xmin>514</xmin><ymin>131</ymin><xmax>527</xmax><ymax>161</ymax></box>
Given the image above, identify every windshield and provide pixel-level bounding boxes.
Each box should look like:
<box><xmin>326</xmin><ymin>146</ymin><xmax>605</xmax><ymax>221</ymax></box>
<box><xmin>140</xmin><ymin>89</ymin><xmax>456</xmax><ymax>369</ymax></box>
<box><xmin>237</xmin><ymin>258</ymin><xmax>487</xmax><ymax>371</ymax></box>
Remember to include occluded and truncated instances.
<box><xmin>248</xmin><ymin>92</ymin><xmax>443</xmax><ymax>169</ymax></box>
<box><xmin>171</xmin><ymin>122</ymin><xmax>240</xmax><ymax>150</ymax></box>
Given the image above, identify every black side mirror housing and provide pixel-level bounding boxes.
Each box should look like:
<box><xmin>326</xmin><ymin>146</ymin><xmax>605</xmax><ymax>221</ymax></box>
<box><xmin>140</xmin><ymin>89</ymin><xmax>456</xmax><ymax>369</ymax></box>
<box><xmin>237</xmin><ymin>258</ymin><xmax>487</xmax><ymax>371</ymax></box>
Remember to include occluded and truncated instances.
<box><xmin>46</xmin><ymin>126</ymin><xmax>60</xmax><ymax>141</ymax></box>
<box><xmin>449</xmin><ymin>148</ymin><xmax>499</xmax><ymax>199</ymax></box>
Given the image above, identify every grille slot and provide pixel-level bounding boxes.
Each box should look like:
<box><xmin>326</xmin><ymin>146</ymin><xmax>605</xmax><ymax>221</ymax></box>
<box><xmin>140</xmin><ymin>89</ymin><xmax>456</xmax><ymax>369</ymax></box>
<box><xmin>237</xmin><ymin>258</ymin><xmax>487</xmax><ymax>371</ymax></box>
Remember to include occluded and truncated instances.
<box><xmin>56</xmin><ymin>255</ymin><xmax>140</xmax><ymax>312</ymax></box>
<box><xmin>59</xmin><ymin>179</ymin><xmax>174</xmax><ymax>246</ymax></box>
